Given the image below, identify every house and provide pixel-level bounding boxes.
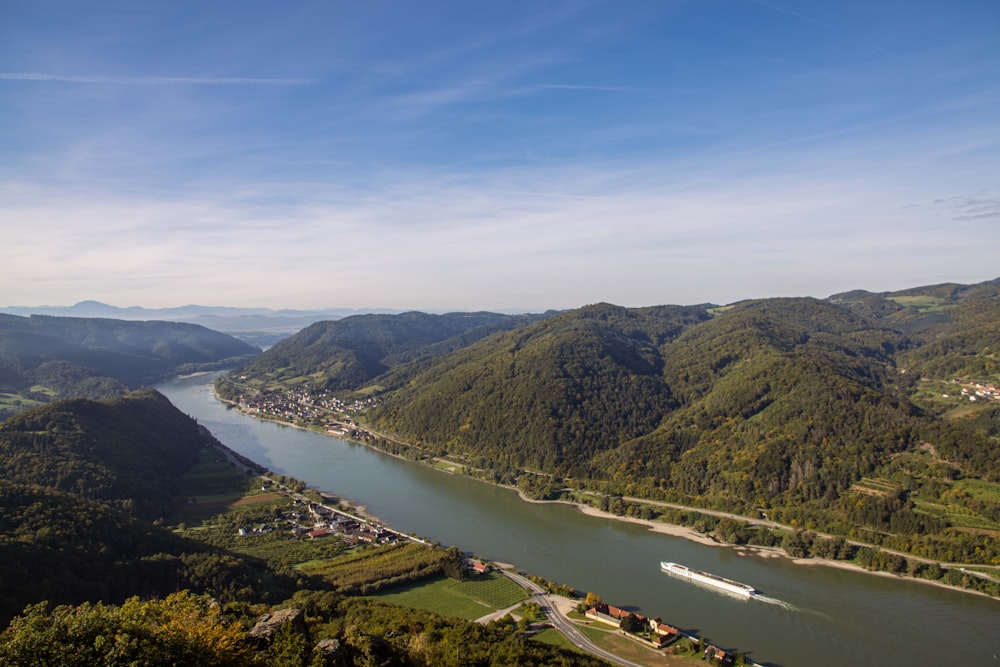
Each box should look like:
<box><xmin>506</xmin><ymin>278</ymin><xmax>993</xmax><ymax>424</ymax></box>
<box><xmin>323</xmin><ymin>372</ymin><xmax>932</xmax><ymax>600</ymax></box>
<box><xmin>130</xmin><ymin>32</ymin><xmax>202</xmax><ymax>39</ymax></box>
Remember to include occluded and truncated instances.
<box><xmin>703</xmin><ymin>644</ymin><xmax>735</xmax><ymax>665</ymax></box>
<box><xmin>469</xmin><ymin>560</ymin><xmax>490</xmax><ymax>575</ymax></box>
<box><xmin>307</xmin><ymin>528</ymin><xmax>330</xmax><ymax>539</ymax></box>
<box><xmin>585</xmin><ymin>603</ymin><xmax>645</xmax><ymax>628</ymax></box>
<box><xmin>649</xmin><ymin>618</ymin><xmax>680</xmax><ymax>646</ymax></box>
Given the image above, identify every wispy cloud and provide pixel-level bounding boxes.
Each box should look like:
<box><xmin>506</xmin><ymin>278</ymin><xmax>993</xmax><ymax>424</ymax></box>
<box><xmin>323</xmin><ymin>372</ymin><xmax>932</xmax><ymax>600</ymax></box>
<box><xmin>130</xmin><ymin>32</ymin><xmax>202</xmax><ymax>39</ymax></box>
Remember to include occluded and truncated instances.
<box><xmin>4</xmin><ymin>152</ymin><xmax>998</xmax><ymax>310</ymax></box>
<box><xmin>746</xmin><ymin>0</ymin><xmax>908</xmax><ymax>61</ymax></box>
<box><xmin>534</xmin><ymin>83</ymin><xmax>644</xmax><ymax>92</ymax></box>
<box><xmin>0</xmin><ymin>72</ymin><xmax>316</xmax><ymax>85</ymax></box>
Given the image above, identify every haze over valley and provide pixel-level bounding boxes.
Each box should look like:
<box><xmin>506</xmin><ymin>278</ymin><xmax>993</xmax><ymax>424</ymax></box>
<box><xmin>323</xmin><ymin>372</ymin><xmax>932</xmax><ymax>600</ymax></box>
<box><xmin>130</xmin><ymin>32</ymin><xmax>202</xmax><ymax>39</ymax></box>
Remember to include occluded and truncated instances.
<box><xmin>3</xmin><ymin>1</ymin><xmax>999</xmax><ymax>665</ymax></box>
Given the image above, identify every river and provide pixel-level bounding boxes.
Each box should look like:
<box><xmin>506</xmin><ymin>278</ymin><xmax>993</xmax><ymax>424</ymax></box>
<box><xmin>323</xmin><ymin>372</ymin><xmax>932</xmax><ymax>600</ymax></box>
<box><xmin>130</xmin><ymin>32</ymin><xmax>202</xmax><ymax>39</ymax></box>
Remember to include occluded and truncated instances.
<box><xmin>158</xmin><ymin>373</ymin><xmax>1000</xmax><ymax>667</ymax></box>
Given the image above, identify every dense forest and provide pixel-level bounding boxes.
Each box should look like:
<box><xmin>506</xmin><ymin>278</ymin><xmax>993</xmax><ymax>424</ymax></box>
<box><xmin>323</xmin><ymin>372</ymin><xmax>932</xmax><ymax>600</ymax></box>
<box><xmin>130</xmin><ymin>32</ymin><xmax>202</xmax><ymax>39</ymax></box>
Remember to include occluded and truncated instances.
<box><xmin>0</xmin><ymin>314</ymin><xmax>259</xmax><ymax>418</ymax></box>
<box><xmin>229</xmin><ymin>310</ymin><xmax>549</xmax><ymax>392</ymax></box>
<box><xmin>0</xmin><ymin>392</ymin><xmax>300</xmax><ymax>628</ymax></box>
<box><xmin>220</xmin><ymin>278</ymin><xmax>1000</xmax><ymax>568</ymax></box>
<box><xmin>0</xmin><ymin>392</ymin><xmax>606</xmax><ymax>665</ymax></box>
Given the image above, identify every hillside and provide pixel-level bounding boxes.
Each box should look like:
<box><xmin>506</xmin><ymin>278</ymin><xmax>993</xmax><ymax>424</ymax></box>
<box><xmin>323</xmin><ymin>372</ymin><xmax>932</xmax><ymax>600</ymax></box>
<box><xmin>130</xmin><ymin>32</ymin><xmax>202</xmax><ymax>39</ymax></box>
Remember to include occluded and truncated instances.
<box><xmin>221</xmin><ymin>278</ymin><xmax>1000</xmax><ymax>565</ymax></box>
<box><xmin>830</xmin><ymin>278</ymin><xmax>1000</xmax><ymax>378</ymax></box>
<box><xmin>0</xmin><ymin>393</ymin><xmax>610</xmax><ymax>666</ymax></box>
<box><xmin>369</xmin><ymin>304</ymin><xmax>709</xmax><ymax>476</ymax></box>
<box><xmin>0</xmin><ymin>314</ymin><xmax>259</xmax><ymax>418</ymax></box>
<box><xmin>1</xmin><ymin>389</ymin><xmax>209</xmax><ymax>520</ymax></box>
<box><xmin>222</xmin><ymin>310</ymin><xmax>548</xmax><ymax>394</ymax></box>
<box><xmin>0</xmin><ymin>391</ymin><xmax>297</xmax><ymax>628</ymax></box>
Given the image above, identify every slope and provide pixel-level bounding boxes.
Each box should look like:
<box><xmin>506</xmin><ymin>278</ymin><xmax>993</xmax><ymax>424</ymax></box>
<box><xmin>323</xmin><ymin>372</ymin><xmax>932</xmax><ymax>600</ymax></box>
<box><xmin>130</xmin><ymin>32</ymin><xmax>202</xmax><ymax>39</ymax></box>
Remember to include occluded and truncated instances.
<box><xmin>0</xmin><ymin>392</ymin><xmax>297</xmax><ymax>627</ymax></box>
<box><xmin>0</xmin><ymin>314</ymin><xmax>259</xmax><ymax>417</ymax></box>
<box><xmin>368</xmin><ymin>304</ymin><xmax>710</xmax><ymax>476</ymax></box>
<box><xmin>222</xmin><ymin>310</ymin><xmax>545</xmax><ymax>393</ymax></box>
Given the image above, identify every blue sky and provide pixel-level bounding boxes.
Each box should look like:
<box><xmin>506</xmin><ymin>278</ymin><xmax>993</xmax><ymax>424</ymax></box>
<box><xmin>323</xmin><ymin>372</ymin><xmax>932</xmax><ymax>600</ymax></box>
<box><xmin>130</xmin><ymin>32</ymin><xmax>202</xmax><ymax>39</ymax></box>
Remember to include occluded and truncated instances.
<box><xmin>2</xmin><ymin>0</ymin><xmax>998</xmax><ymax>311</ymax></box>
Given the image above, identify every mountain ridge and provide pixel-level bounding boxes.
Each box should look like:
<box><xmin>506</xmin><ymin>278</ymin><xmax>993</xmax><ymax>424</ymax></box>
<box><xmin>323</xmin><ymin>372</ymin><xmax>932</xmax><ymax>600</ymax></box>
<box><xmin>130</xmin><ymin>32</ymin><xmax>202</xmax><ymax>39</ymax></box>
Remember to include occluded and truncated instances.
<box><xmin>219</xmin><ymin>277</ymin><xmax>1000</xmax><ymax>567</ymax></box>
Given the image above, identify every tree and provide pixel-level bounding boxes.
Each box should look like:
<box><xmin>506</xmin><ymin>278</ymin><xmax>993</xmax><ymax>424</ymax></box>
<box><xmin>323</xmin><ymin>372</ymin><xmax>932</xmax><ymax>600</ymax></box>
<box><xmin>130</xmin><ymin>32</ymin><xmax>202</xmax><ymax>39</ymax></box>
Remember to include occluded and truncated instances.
<box><xmin>619</xmin><ymin>613</ymin><xmax>644</xmax><ymax>635</ymax></box>
<box><xmin>584</xmin><ymin>592</ymin><xmax>602</xmax><ymax>609</ymax></box>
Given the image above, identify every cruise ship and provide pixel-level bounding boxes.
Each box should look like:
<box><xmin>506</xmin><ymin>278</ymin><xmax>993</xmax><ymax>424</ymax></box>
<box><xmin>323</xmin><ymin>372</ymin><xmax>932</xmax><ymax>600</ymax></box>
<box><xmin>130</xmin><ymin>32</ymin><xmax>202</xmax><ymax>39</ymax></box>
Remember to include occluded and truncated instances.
<box><xmin>660</xmin><ymin>561</ymin><xmax>757</xmax><ymax>598</ymax></box>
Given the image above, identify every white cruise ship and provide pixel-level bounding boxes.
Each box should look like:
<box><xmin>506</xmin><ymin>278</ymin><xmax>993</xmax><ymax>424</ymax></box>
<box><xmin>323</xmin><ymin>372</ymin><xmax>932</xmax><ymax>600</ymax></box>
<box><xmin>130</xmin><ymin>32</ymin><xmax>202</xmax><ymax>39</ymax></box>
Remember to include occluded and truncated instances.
<box><xmin>660</xmin><ymin>561</ymin><xmax>757</xmax><ymax>598</ymax></box>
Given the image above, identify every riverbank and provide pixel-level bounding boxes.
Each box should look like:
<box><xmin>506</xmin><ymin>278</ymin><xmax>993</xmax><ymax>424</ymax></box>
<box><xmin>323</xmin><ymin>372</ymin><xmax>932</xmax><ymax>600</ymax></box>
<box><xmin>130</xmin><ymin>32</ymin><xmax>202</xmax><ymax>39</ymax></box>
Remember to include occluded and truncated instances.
<box><xmin>520</xmin><ymin>489</ymin><xmax>1000</xmax><ymax>601</ymax></box>
<box><xmin>213</xmin><ymin>385</ymin><xmax>998</xmax><ymax>602</ymax></box>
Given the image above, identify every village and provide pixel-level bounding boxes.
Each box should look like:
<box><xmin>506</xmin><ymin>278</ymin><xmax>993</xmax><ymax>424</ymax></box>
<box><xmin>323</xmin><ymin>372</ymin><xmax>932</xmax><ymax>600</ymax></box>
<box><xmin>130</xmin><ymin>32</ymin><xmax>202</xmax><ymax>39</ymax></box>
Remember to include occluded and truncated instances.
<box><xmin>955</xmin><ymin>379</ymin><xmax>1000</xmax><ymax>403</ymax></box>
<box><xmin>234</xmin><ymin>475</ymin><xmax>420</xmax><ymax>550</ymax></box>
<box><xmin>232</xmin><ymin>381</ymin><xmax>380</xmax><ymax>424</ymax></box>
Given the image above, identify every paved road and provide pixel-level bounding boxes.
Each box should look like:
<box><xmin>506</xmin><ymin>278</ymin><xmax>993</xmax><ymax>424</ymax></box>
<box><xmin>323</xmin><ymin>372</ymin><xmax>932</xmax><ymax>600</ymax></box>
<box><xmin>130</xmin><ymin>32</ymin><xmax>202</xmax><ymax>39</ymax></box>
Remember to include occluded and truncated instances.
<box><xmin>500</xmin><ymin>569</ymin><xmax>645</xmax><ymax>667</ymax></box>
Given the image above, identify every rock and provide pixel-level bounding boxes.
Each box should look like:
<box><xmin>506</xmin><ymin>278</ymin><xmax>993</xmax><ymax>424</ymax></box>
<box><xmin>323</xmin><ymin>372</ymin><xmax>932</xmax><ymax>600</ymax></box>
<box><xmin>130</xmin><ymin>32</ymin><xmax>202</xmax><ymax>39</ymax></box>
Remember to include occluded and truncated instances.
<box><xmin>247</xmin><ymin>607</ymin><xmax>305</xmax><ymax>648</ymax></box>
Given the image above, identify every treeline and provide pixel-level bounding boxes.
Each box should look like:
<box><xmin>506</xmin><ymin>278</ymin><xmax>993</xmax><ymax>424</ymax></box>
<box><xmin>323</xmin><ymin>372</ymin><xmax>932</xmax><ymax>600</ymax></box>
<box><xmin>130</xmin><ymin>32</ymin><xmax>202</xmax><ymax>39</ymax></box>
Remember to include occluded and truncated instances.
<box><xmin>0</xmin><ymin>480</ymin><xmax>299</xmax><ymax>628</ymax></box>
<box><xmin>0</xmin><ymin>389</ymin><xmax>210</xmax><ymax>521</ymax></box>
<box><xmin>0</xmin><ymin>590</ymin><xmax>608</xmax><ymax>667</ymax></box>
<box><xmin>581</xmin><ymin>495</ymin><xmax>1000</xmax><ymax>597</ymax></box>
<box><xmin>0</xmin><ymin>392</ymin><xmax>307</xmax><ymax>627</ymax></box>
<box><xmin>230</xmin><ymin>311</ymin><xmax>544</xmax><ymax>392</ymax></box>
<box><xmin>0</xmin><ymin>313</ymin><xmax>259</xmax><ymax>418</ymax></box>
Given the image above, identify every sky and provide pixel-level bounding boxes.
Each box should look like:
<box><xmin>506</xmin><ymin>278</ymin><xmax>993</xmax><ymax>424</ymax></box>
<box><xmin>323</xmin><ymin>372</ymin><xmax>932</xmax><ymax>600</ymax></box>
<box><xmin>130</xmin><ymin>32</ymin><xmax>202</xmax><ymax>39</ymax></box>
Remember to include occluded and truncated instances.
<box><xmin>2</xmin><ymin>0</ymin><xmax>999</xmax><ymax>312</ymax></box>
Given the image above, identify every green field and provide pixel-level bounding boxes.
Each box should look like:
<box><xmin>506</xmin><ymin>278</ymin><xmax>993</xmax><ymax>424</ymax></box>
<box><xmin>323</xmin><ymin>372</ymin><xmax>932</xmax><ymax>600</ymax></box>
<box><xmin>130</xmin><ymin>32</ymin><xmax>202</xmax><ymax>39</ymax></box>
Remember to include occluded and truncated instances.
<box><xmin>0</xmin><ymin>393</ymin><xmax>47</xmax><ymax>416</ymax></box>
<box><xmin>954</xmin><ymin>478</ymin><xmax>1000</xmax><ymax>503</ymax></box>
<box><xmin>912</xmin><ymin>476</ymin><xmax>1000</xmax><ymax>533</ymax></box>
<box><xmin>370</xmin><ymin>571</ymin><xmax>529</xmax><ymax>620</ymax></box>
<box><xmin>886</xmin><ymin>295</ymin><xmax>951</xmax><ymax>310</ymax></box>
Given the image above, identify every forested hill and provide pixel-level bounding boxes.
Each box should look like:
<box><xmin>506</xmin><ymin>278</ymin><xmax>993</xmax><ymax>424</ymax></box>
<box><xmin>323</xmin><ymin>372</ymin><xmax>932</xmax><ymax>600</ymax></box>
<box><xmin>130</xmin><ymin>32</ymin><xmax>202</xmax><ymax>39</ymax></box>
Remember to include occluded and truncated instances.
<box><xmin>220</xmin><ymin>278</ymin><xmax>1000</xmax><ymax>563</ymax></box>
<box><xmin>1</xmin><ymin>389</ymin><xmax>212</xmax><ymax>521</ymax></box>
<box><xmin>0</xmin><ymin>390</ymin><xmax>609</xmax><ymax>667</ymax></box>
<box><xmin>368</xmin><ymin>303</ymin><xmax>712</xmax><ymax>474</ymax></box>
<box><xmin>228</xmin><ymin>310</ymin><xmax>549</xmax><ymax>391</ymax></box>
<box><xmin>830</xmin><ymin>277</ymin><xmax>1000</xmax><ymax>380</ymax></box>
<box><xmin>0</xmin><ymin>314</ymin><xmax>259</xmax><ymax>417</ymax></box>
<box><xmin>0</xmin><ymin>391</ymin><xmax>297</xmax><ymax>628</ymax></box>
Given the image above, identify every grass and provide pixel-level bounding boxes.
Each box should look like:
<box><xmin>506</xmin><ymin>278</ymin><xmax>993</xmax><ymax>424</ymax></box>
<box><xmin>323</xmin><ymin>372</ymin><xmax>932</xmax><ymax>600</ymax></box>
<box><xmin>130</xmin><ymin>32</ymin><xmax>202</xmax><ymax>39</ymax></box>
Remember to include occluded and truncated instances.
<box><xmin>583</xmin><ymin>626</ymin><xmax>702</xmax><ymax>666</ymax></box>
<box><xmin>530</xmin><ymin>627</ymin><xmax>577</xmax><ymax>650</ymax></box>
<box><xmin>0</xmin><ymin>392</ymin><xmax>47</xmax><ymax>414</ymax></box>
<box><xmin>432</xmin><ymin>459</ymin><xmax>465</xmax><ymax>473</ymax></box>
<box><xmin>850</xmin><ymin>477</ymin><xmax>901</xmax><ymax>498</ymax></box>
<box><xmin>369</xmin><ymin>571</ymin><xmax>529</xmax><ymax>621</ymax></box>
<box><xmin>954</xmin><ymin>478</ymin><xmax>1000</xmax><ymax>504</ymax></box>
<box><xmin>911</xmin><ymin>477</ymin><xmax>1000</xmax><ymax>533</ymax></box>
<box><xmin>886</xmin><ymin>295</ymin><xmax>951</xmax><ymax>310</ymax></box>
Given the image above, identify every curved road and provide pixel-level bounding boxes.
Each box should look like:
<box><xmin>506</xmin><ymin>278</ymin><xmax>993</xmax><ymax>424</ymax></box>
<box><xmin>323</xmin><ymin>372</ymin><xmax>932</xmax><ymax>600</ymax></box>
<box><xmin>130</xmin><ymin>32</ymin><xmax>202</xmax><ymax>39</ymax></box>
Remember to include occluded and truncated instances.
<box><xmin>500</xmin><ymin>569</ymin><xmax>645</xmax><ymax>667</ymax></box>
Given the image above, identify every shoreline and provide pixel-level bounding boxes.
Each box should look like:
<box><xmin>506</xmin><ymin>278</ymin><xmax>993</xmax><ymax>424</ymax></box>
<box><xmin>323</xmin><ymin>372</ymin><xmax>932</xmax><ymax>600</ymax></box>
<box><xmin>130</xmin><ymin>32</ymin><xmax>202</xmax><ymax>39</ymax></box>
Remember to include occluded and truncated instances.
<box><xmin>517</xmin><ymin>491</ymin><xmax>1000</xmax><ymax>600</ymax></box>
<box><xmin>210</xmin><ymin>382</ymin><xmax>998</xmax><ymax>602</ymax></box>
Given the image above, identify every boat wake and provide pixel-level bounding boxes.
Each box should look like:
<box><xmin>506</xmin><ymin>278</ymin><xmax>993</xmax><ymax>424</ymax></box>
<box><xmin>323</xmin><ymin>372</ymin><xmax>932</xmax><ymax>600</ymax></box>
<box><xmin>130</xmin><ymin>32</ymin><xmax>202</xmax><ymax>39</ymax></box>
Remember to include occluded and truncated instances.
<box><xmin>753</xmin><ymin>594</ymin><xmax>798</xmax><ymax>610</ymax></box>
<box><xmin>753</xmin><ymin>594</ymin><xmax>829</xmax><ymax>619</ymax></box>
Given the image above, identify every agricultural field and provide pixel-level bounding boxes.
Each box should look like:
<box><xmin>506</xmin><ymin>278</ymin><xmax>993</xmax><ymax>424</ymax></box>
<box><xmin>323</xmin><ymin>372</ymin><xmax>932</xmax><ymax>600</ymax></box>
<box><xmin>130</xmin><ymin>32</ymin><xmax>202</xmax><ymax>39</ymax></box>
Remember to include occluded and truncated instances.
<box><xmin>370</xmin><ymin>571</ymin><xmax>529</xmax><ymax>620</ymax></box>
<box><xmin>911</xmin><ymin>476</ymin><xmax>1000</xmax><ymax>534</ymax></box>
<box><xmin>298</xmin><ymin>541</ymin><xmax>454</xmax><ymax>593</ymax></box>
<box><xmin>0</xmin><ymin>393</ymin><xmax>47</xmax><ymax>419</ymax></box>
<box><xmin>886</xmin><ymin>295</ymin><xmax>951</xmax><ymax>311</ymax></box>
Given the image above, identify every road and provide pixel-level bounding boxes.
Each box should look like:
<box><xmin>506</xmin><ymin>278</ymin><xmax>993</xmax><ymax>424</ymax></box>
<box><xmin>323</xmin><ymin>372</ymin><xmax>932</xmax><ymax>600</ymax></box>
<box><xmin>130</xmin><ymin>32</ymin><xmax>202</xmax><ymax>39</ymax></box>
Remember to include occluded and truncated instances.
<box><xmin>499</xmin><ymin>569</ymin><xmax>646</xmax><ymax>667</ymax></box>
<box><xmin>620</xmin><ymin>495</ymin><xmax>1000</xmax><ymax>574</ymax></box>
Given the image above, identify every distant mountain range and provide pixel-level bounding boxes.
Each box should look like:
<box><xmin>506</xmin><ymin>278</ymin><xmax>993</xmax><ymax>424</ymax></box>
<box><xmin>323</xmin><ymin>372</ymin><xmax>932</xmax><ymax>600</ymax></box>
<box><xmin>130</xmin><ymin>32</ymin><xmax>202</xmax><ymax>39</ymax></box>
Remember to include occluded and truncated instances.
<box><xmin>0</xmin><ymin>313</ymin><xmax>259</xmax><ymax>418</ymax></box>
<box><xmin>0</xmin><ymin>301</ymin><xmax>408</xmax><ymax>347</ymax></box>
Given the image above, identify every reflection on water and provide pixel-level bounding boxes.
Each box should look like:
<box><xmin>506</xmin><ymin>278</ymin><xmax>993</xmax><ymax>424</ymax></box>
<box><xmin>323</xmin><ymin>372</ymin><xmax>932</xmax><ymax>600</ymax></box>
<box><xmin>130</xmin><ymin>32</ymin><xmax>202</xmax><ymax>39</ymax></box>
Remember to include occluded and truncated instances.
<box><xmin>160</xmin><ymin>373</ymin><xmax>1000</xmax><ymax>667</ymax></box>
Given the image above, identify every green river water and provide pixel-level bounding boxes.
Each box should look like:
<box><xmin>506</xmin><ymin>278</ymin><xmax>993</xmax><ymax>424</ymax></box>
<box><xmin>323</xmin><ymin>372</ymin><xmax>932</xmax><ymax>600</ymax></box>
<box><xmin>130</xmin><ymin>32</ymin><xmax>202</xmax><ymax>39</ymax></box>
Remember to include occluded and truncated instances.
<box><xmin>159</xmin><ymin>373</ymin><xmax>1000</xmax><ymax>667</ymax></box>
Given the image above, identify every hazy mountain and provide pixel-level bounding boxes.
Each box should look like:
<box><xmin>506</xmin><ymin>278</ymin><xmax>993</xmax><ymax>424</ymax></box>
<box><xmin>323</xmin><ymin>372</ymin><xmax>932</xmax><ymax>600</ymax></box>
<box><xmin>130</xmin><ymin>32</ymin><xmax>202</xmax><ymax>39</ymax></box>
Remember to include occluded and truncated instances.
<box><xmin>0</xmin><ymin>301</ymin><xmax>412</xmax><ymax>348</ymax></box>
<box><xmin>0</xmin><ymin>314</ymin><xmax>259</xmax><ymax>417</ymax></box>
